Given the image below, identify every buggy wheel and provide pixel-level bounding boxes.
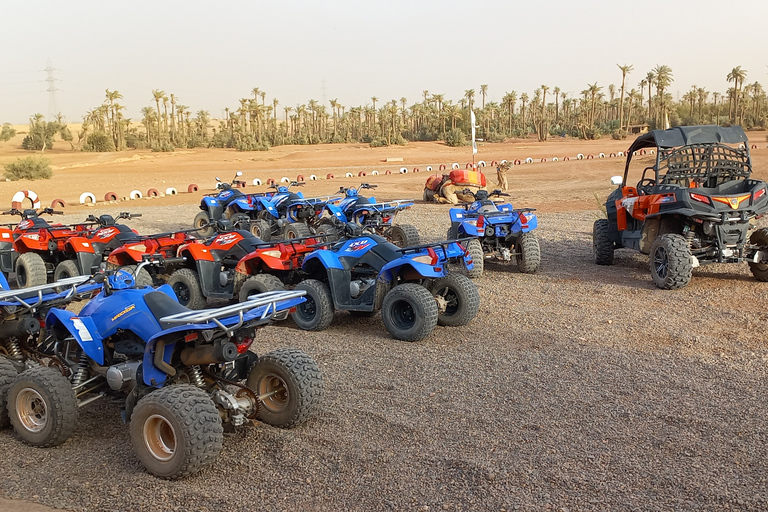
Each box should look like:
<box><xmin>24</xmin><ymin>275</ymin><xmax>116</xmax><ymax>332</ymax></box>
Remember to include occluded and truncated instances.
<box><xmin>515</xmin><ymin>232</ymin><xmax>541</xmax><ymax>273</ymax></box>
<box><xmin>250</xmin><ymin>219</ymin><xmax>272</xmax><ymax>242</ymax></box>
<box><xmin>15</xmin><ymin>252</ymin><xmax>47</xmax><ymax>288</ymax></box>
<box><xmin>291</xmin><ymin>279</ymin><xmax>334</xmax><ymax>331</ymax></box>
<box><xmin>283</xmin><ymin>222</ymin><xmax>311</xmax><ymax>240</ymax></box>
<box><xmin>748</xmin><ymin>228</ymin><xmax>768</xmax><ymax>281</ymax></box>
<box><xmin>593</xmin><ymin>218</ymin><xmax>615</xmax><ymax>265</ymax></box>
<box><xmin>315</xmin><ymin>220</ymin><xmax>340</xmax><ymax>243</ymax></box>
<box><xmin>388</xmin><ymin>224</ymin><xmax>420</xmax><ymax>248</ymax></box>
<box><xmin>462</xmin><ymin>238</ymin><xmax>484</xmax><ymax>278</ymax></box>
<box><xmin>246</xmin><ymin>348</ymin><xmax>323</xmax><ymax>428</ymax></box>
<box><xmin>118</xmin><ymin>265</ymin><xmax>154</xmax><ymax>288</ymax></box>
<box><xmin>430</xmin><ymin>273</ymin><xmax>480</xmax><ymax>327</ymax></box>
<box><xmin>381</xmin><ymin>284</ymin><xmax>438</xmax><ymax>341</ymax></box>
<box><xmin>168</xmin><ymin>268</ymin><xmax>207</xmax><ymax>309</ymax></box>
<box><xmin>237</xmin><ymin>274</ymin><xmax>285</xmax><ymax>302</ymax></box>
<box><xmin>0</xmin><ymin>357</ymin><xmax>18</xmax><ymax>429</ymax></box>
<box><xmin>650</xmin><ymin>234</ymin><xmax>692</xmax><ymax>289</ymax></box>
<box><xmin>193</xmin><ymin>211</ymin><xmax>214</xmax><ymax>237</ymax></box>
<box><xmin>130</xmin><ymin>385</ymin><xmax>223</xmax><ymax>480</ymax></box>
<box><xmin>8</xmin><ymin>366</ymin><xmax>78</xmax><ymax>447</ymax></box>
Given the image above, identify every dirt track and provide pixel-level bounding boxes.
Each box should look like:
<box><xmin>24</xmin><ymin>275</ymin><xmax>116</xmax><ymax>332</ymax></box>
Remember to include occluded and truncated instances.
<box><xmin>0</xmin><ymin>136</ymin><xmax>767</xmax><ymax>511</ymax></box>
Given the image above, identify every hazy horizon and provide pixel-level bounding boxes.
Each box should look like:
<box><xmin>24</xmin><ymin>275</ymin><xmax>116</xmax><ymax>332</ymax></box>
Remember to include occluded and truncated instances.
<box><xmin>2</xmin><ymin>0</ymin><xmax>767</xmax><ymax>125</ymax></box>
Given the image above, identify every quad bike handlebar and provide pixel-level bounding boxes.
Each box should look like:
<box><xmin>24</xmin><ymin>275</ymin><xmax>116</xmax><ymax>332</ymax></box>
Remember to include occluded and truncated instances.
<box><xmin>2</xmin><ymin>207</ymin><xmax>63</xmax><ymax>219</ymax></box>
<box><xmin>337</xmin><ymin>183</ymin><xmax>377</xmax><ymax>195</ymax></box>
<box><xmin>268</xmin><ymin>181</ymin><xmax>305</xmax><ymax>190</ymax></box>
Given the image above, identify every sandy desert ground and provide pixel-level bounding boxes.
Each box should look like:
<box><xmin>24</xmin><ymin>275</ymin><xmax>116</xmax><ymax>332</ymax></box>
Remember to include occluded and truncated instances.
<box><xmin>0</xmin><ymin>132</ymin><xmax>767</xmax><ymax>512</ymax></box>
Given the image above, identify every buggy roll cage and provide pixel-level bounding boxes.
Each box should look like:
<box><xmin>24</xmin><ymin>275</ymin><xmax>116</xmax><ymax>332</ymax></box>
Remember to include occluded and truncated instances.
<box><xmin>622</xmin><ymin>125</ymin><xmax>752</xmax><ymax>188</ymax></box>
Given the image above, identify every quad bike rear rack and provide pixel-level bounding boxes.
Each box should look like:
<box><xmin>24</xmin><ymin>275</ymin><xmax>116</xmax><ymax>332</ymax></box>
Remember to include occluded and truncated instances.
<box><xmin>0</xmin><ymin>275</ymin><xmax>95</xmax><ymax>310</ymax></box>
<box><xmin>159</xmin><ymin>289</ymin><xmax>306</xmax><ymax>336</ymax></box>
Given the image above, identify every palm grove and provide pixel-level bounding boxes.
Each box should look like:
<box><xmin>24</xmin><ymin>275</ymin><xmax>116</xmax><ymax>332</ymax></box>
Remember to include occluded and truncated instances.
<box><xmin>8</xmin><ymin>64</ymin><xmax>765</xmax><ymax>154</ymax></box>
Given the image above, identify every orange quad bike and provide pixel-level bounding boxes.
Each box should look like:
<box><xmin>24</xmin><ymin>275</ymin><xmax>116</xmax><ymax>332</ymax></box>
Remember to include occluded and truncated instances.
<box><xmin>594</xmin><ymin>125</ymin><xmax>768</xmax><ymax>289</ymax></box>
<box><xmin>168</xmin><ymin>225</ymin><xmax>326</xmax><ymax>309</ymax></box>
<box><xmin>105</xmin><ymin>227</ymin><xmax>200</xmax><ymax>285</ymax></box>
<box><xmin>40</xmin><ymin>212</ymin><xmax>143</xmax><ymax>283</ymax></box>
<box><xmin>4</xmin><ymin>208</ymin><xmax>82</xmax><ymax>287</ymax></box>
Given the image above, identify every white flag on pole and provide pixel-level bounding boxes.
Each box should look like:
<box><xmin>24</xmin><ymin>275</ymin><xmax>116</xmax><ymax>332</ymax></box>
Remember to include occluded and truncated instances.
<box><xmin>471</xmin><ymin>110</ymin><xmax>477</xmax><ymax>155</ymax></box>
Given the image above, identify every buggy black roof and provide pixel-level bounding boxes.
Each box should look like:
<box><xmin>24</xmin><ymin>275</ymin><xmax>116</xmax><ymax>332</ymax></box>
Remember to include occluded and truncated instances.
<box><xmin>627</xmin><ymin>125</ymin><xmax>748</xmax><ymax>154</ymax></box>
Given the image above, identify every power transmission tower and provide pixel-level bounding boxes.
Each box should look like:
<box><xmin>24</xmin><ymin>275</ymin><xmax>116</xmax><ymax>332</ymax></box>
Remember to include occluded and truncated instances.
<box><xmin>45</xmin><ymin>59</ymin><xmax>60</xmax><ymax>121</ymax></box>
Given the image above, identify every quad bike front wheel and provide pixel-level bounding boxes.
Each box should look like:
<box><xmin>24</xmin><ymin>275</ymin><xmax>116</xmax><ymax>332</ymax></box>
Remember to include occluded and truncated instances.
<box><xmin>283</xmin><ymin>222</ymin><xmax>311</xmax><ymax>240</ymax></box>
<box><xmin>193</xmin><ymin>211</ymin><xmax>215</xmax><ymax>237</ymax></box>
<box><xmin>7</xmin><ymin>366</ymin><xmax>78</xmax><ymax>447</ymax></box>
<box><xmin>237</xmin><ymin>274</ymin><xmax>285</xmax><ymax>302</ymax></box>
<box><xmin>462</xmin><ymin>238</ymin><xmax>484</xmax><ymax>278</ymax></box>
<box><xmin>53</xmin><ymin>259</ymin><xmax>81</xmax><ymax>281</ymax></box>
<box><xmin>430</xmin><ymin>274</ymin><xmax>480</xmax><ymax>327</ymax></box>
<box><xmin>650</xmin><ymin>234</ymin><xmax>692</xmax><ymax>289</ymax></box>
<box><xmin>15</xmin><ymin>252</ymin><xmax>47</xmax><ymax>288</ymax></box>
<box><xmin>291</xmin><ymin>279</ymin><xmax>334</xmax><ymax>331</ymax></box>
<box><xmin>515</xmin><ymin>232</ymin><xmax>541</xmax><ymax>274</ymax></box>
<box><xmin>381</xmin><ymin>284</ymin><xmax>438</xmax><ymax>341</ymax></box>
<box><xmin>388</xmin><ymin>224</ymin><xmax>420</xmax><ymax>248</ymax></box>
<box><xmin>119</xmin><ymin>265</ymin><xmax>154</xmax><ymax>288</ymax></box>
<box><xmin>315</xmin><ymin>220</ymin><xmax>340</xmax><ymax>243</ymax></box>
<box><xmin>748</xmin><ymin>227</ymin><xmax>768</xmax><ymax>282</ymax></box>
<box><xmin>168</xmin><ymin>268</ymin><xmax>207</xmax><ymax>309</ymax></box>
<box><xmin>246</xmin><ymin>348</ymin><xmax>324</xmax><ymax>428</ymax></box>
<box><xmin>130</xmin><ymin>385</ymin><xmax>223</xmax><ymax>480</ymax></box>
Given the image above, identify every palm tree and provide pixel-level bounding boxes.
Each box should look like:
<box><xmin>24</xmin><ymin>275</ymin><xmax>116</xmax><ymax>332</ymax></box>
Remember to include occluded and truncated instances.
<box><xmin>727</xmin><ymin>66</ymin><xmax>747</xmax><ymax>123</ymax></box>
<box><xmin>480</xmin><ymin>84</ymin><xmax>488</xmax><ymax>109</ymax></box>
<box><xmin>464</xmin><ymin>89</ymin><xmax>475</xmax><ymax>111</ymax></box>
<box><xmin>652</xmin><ymin>65</ymin><xmax>673</xmax><ymax>127</ymax></box>
<box><xmin>553</xmin><ymin>86</ymin><xmax>561</xmax><ymax>123</ymax></box>
<box><xmin>645</xmin><ymin>71</ymin><xmax>655</xmax><ymax>121</ymax></box>
<box><xmin>152</xmin><ymin>89</ymin><xmax>165</xmax><ymax>142</ymax></box>
<box><xmin>617</xmin><ymin>64</ymin><xmax>633</xmax><ymax>132</ymax></box>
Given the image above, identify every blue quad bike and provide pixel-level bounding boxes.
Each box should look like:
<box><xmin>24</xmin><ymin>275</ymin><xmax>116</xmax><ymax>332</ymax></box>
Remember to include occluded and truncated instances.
<box><xmin>292</xmin><ymin>231</ymin><xmax>480</xmax><ymax>341</ymax></box>
<box><xmin>247</xmin><ymin>182</ymin><xmax>339</xmax><ymax>241</ymax></box>
<box><xmin>0</xmin><ymin>263</ymin><xmax>323</xmax><ymax>479</ymax></box>
<box><xmin>317</xmin><ymin>183</ymin><xmax>420</xmax><ymax>248</ymax></box>
<box><xmin>447</xmin><ymin>188</ymin><xmax>541</xmax><ymax>277</ymax></box>
<box><xmin>193</xmin><ymin>171</ymin><xmax>253</xmax><ymax>237</ymax></box>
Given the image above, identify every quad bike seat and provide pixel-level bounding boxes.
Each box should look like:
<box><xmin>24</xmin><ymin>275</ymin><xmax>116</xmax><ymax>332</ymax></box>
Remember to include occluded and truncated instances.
<box><xmin>143</xmin><ymin>290</ymin><xmax>191</xmax><ymax>330</ymax></box>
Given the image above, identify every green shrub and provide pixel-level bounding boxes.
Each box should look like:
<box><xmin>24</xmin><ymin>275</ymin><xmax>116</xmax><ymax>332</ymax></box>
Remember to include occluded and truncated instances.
<box><xmin>444</xmin><ymin>128</ymin><xmax>467</xmax><ymax>147</ymax></box>
<box><xmin>151</xmin><ymin>142</ymin><xmax>175</xmax><ymax>152</ymax></box>
<box><xmin>3</xmin><ymin>157</ymin><xmax>52</xmax><ymax>181</ymax></box>
<box><xmin>83</xmin><ymin>130</ymin><xmax>116</xmax><ymax>152</ymax></box>
<box><xmin>611</xmin><ymin>129</ymin><xmax>628</xmax><ymax>140</ymax></box>
<box><xmin>0</xmin><ymin>123</ymin><xmax>16</xmax><ymax>142</ymax></box>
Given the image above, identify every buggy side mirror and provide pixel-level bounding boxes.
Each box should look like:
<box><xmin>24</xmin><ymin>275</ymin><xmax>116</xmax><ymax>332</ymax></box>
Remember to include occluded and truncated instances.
<box><xmin>610</xmin><ymin>176</ymin><xmax>623</xmax><ymax>186</ymax></box>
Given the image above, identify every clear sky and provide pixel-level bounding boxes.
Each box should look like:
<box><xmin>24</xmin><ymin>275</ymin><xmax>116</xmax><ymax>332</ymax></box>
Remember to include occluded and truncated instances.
<box><xmin>1</xmin><ymin>0</ymin><xmax>767</xmax><ymax>125</ymax></box>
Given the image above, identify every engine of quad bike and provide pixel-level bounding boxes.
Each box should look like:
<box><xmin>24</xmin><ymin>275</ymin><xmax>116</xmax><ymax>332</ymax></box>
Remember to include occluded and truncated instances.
<box><xmin>349</xmin><ymin>278</ymin><xmax>376</xmax><ymax>298</ymax></box>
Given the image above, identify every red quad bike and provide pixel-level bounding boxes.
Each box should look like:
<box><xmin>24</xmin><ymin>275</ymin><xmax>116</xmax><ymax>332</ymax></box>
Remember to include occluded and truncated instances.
<box><xmin>168</xmin><ymin>227</ymin><xmax>269</xmax><ymax>309</ymax></box>
<box><xmin>4</xmin><ymin>208</ymin><xmax>81</xmax><ymax>288</ymax></box>
<box><xmin>106</xmin><ymin>227</ymin><xmax>200</xmax><ymax>286</ymax></box>
<box><xmin>48</xmin><ymin>212</ymin><xmax>143</xmax><ymax>282</ymax></box>
<box><xmin>594</xmin><ymin>125</ymin><xmax>768</xmax><ymax>289</ymax></box>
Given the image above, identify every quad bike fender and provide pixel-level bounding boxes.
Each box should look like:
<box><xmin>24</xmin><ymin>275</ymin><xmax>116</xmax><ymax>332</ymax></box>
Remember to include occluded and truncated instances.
<box><xmin>459</xmin><ymin>222</ymin><xmax>483</xmax><ymax>237</ymax></box>
<box><xmin>236</xmin><ymin>252</ymin><xmax>286</xmax><ymax>273</ymax></box>
<box><xmin>13</xmin><ymin>235</ymin><xmax>49</xmax><ymax>252</ymax></box>
<box><xmin>324</xmin><ymin>203</ymin><xmax>348</xmax><ymax>222</ymax></box>
<box><xmin>46</xmin><ymin>309</ymin><xmax>105</xmax><ymax>365</ymax></box>
<box><xmin>74</xmin><ymin>252</ymin><xmax>100</xmax><ymax>275</ymax></box>
<box><xmin>0</xmin><ymin>241</ymin><xmax>14</xmax><ymax>274</ymax></box>
<box><xmin>202</xmin><ymin>196</ymin><xmax>221</xmax><ymax>209</ymax></box>
<box><xmin>302</xmin><ymin>251</ymin><xmax>344</xmax><ymax>271</ymax></box>
<box><xmin>255</xmin><ymin>197</ymin><xmax>279</xmax><ymax>218</ymax></box>
<box><xmin>325</xmin><ymin>267</ymin><xmax>375</xmax><ymax>312</ymax></box>
<box><xmin>0</xmin><ymin>270</ymin><xmax>10</xmax><ymax>290</ymax></box>
<box><xmin>196</xmin><ymin>259</ymin><xmax>231</xmax><ymax>297</ymax></box>
<box><xmin>65</xmin><ymin>237</ymin><xmax>95</xmax><ymax>254</ymax></box>
<box><xmin>179</xmin><ymin>243</ymin><xmax>215</xmax><ymax>262</ymax></box>
<box><xmin>381</xmin><ymin>258</ymin><xmax>445</xmax><ymax>280</ymax></box>
<box><xmin>229</xmin><ymin>197</ymin><xmax>253</xmax><ymax>213</ymax></box>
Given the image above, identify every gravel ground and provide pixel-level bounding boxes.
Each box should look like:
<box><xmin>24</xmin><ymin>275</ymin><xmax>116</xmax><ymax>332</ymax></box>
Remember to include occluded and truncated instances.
<box><xmin>1</xmin><ymin>203</ymin><xmax>767</xmax><ymax>511</ymax></box>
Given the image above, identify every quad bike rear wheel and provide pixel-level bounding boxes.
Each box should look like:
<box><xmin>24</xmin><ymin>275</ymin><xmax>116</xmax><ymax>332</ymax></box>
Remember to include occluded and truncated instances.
<box><xmin>515</xmin><ymin>232</ymin><xmax>541</xmax><ymax>274</ymax></box>
<box><xmin>593</xmin><ymin>219</ymin><xmax>615</xmax><ymax>265</ymax></box>
<box><xmin>388</xmin><ymin>224</ymin><xmax>420</xmax><ymax>248</ymax></box>
<box><xmin>283</xmin><ymin>222</ymin><xmax>311</xmax><ymax>240</ymax></box>
<box><xmin>381</xmin><ymin>284</ymin><xmax>438</xmax><ymax>341</ymax></box>
<box><xmin>315</xmin><ymin>220</ymin><xmax>340</xmax><ymax>243</ymax></box>
<box><xmin>15</xmin><ymin>252</ymin><xmax>47</xmax><ymax>288</ymax></box>
<box><xmin>430</xmin><ymin>273</ymin><xmax>480</xmax><ymax>327</ymax></box>
<box><xmin>237</xmin><ymin>273</ymin><xmax>285</xmax><ymax>302</ymax></box>
<box><xmin>130</xmin><ymin>385</ymin><xmax>223</xmax><ymax>480</ymax></box>
<box><xmin>650</xmin><ymin>234</ymin><xmax>692</xmax><ymax>289</ymax></box>
<box><xmin>7</xmin><ymin>366</ymin><xmax>78</xmax><ymax>447</ymax></box>
<box><xmin>250</xmin><ymin>219</ymin><xmax>272</xmax><ymax>241</ymax></box>
<box><xmin>246</xmin><ymin>348</ymin><xmax>324</xmax><ymax>428</ymax></box>
<box><xmin>53</xmin><ymin>259</ymin><xmax>81</xmax><ymax>281</ymax></box>
<box><xmin>168</xmin><ymin>268</ymin><xmax>207</xmax><ymax>309</ymax></box>
<box><xmin>118</xmin><ymin>265</ymin><xmax>154</xmax><ymax>288</ymax></box>
<box><xmin>291</xmin><ymin>279</ymin><xmax>334</xmax><ymax>331</ymax></box>
<box><xmin>462</xmin><ymin>238</ymin><xmax>484</xmax><ymax>278</ymax></box>
<box><xmin>193</xmin><ymin>211</ymin><xmax>215</xmax><ymax>238</ymax></box>
<box><xmin>0</xmin><ymin>356</ymin><xmax>18</xmax><ymax>429</ymax></box>
<box><xmin>748</xmin><ymin>227</ymin><xmax>768</xmax><ymax>282</ymax></box>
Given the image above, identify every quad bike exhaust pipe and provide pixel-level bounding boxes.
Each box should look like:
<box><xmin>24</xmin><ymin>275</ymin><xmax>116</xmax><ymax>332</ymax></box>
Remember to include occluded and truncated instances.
<box><xmin>180</xmin><ymin>342</ymin><xmax>238</xmax><ymax>366</ymax></box>
<box><xmin>0</xmin><ymin>317</ymin><xmax>40</xmax><ymax>339</ymax></box>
